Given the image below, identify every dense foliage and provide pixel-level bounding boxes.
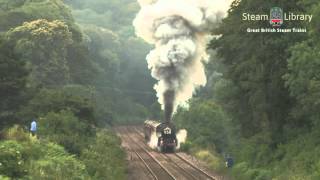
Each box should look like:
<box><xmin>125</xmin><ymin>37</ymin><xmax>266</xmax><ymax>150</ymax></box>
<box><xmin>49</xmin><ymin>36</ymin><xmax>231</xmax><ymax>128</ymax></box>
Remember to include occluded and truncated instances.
<box><xmin>6</xmin><ymin>19</ymin><xmax>73</xmax><ymax>86</ymax></box>
<box><xmin>81</xmin><ymin>130</ymin><xmax>126</xmax><ymax>179</ymax></box>
<box><xmin>174</xmin><ymin>0</ymin><xmax>320</xmax><ymax>179</ymax></box>
<box><xmin>175</xmin><ymin>99</ymin><xmax>230</xmax><ymax>153</ymax></box>
<box><xmin>0</xmin><ymin>126</ymin><xmax>127</xmax><ymax>179</ymax></box>
<box><xmin>0</xmin><ymin>39</ymin><xmax>28</xmax><ymax>125</ymax></box>
<box><xmin>64</xmin><ymin>0</ymin><xmax>156</xmax><ymax>121</ymax></box>
<box><xmin>0</xmin><ymin>0</ymin><xmax>131</xmax><ymax>179</ymax></box>
<box><xmin>0</xmin><ymin>127</ymin><xmax>89</xmax><ymax>179</ymax></box>
<box><xmin>1</xmin><ymin>0</ymin><xmax>320</xmax><ymax>179</ymax></box>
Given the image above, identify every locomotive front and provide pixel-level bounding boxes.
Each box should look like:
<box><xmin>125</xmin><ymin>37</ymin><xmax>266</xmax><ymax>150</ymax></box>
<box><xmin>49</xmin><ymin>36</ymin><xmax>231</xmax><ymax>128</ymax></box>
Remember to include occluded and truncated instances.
<box><xmin>156</xmin><ymin>122</ymin><xmax>177</xmax><ymax>152</ymax></box>
<box><xmin>144</xmin><ymin>120</ymin><xmax>178</xmax><ymax>152</ymax></box>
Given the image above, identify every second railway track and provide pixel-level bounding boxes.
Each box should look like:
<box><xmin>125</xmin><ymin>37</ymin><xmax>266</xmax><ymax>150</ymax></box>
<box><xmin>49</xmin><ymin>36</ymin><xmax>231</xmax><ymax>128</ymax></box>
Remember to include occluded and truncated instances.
<box><xmin>117</xmin><ymin>127</ymin><xmax>176</xmax><ymax>180</ymax></box>
<box><xmin>130</xmin><ymin>127</ymin><xmax>217</xmax><ymax>180</ymax></box>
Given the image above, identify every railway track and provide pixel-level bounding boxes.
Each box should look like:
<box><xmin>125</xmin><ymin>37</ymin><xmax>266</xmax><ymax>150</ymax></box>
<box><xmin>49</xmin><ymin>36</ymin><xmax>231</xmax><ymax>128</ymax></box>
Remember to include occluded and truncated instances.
<box><xmin>117</xmin><ymin>127</ymin><xmax>176</xmax><ymax>180</ymax></box>
<box><xmin>129</xmin><ymin>128</ymin><xmax>197</xmax><ymax>179</ymax></box>
<box><xmin>158</xmin><ymin>153</ymin><xmax>199</xmax><ymax>180</ymax></box>
<box><xmin>130</xmin><ymin>127</ymin><xmax>217</xmax><ymax>180</ymax></box>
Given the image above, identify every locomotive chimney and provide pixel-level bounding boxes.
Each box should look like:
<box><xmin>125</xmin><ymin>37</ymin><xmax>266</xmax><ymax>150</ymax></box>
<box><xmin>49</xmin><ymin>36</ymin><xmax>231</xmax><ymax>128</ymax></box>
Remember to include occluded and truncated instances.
<box><xmin>164</xmin><ymin>90</ymin><xmax>175</xmax><ymax>123</ymax></box>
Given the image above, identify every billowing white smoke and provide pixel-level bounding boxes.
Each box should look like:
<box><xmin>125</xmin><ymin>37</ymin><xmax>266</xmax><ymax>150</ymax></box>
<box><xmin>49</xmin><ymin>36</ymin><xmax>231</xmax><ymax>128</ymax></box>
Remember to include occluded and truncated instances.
<box><xmin>134</xmin><ymin>0</ymin><xmax>231</xmax><ymax>118</ymax></box>
<box><xmin>148</xmin><ymin>132</ymin><xmax>159</xmax><ymax>149</ymax></box>
<box><xmin>176</xmin><ymin>129</ymin><xmax>187</xmax><ymax>149</ymax></box>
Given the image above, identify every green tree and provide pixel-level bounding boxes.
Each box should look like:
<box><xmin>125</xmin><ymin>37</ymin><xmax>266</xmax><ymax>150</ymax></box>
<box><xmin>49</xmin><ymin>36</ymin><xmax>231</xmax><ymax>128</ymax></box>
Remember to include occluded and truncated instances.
<box><xmin>19</xmin><ymin>88</ymin><xmax>95</xmax><ymax>125</ymax></box>
<box><xmin>0</xmin><ymin>0</ymin><xmax>76</xmax><ymax>35</ymax></box>
<box><xmin>65</xmin><ymin>0</ymin><xmax>139</xmax><ymax>32</ymax></box>
<box><xmin>175</xmin><ymin>99</ymin><xmax>230</xmax><ymax>152</ymax></box>
<box><xmin>0</xmin><ymin>139</ymin><xmax>90</xmax><ymax>179</ymax></box>
<box><xmin>81</xmin><ymin>129</ymin><xmax>126</xmax><ymax>180</ymax></box>
<box><xmin>210</xmin><ymin>0</ymin><xmax>307</xmax><ymax>140</ymax></box>
<box><xmin>64</xmin><ymin>0</ymin><xmax>156</xmax><ymax>123</ymax></box>
<box><xmin>205</xmin><ymin>0</ymin><xmax>320</xmax><ymax>179</ymax></box>
<box><xmin>284</xmin><ymin>41</ymin><xmax>320</xmax><ymax>128</ymax></box>
<box><xmin>38</xmin><ymin>110</ymin><xmax>95</xmax><ymax>155</ymax></box>
<box><xmin>6</xmin><ymin>19</ymin><xmax>73</xmax><ymax>86</ymax></box>
<box><xmin>283</xmin><ymin>1</ymin><xmax>320</xmax><ymax>129</ymax></box>
<box><xmin>0</xmin><ymin>0</ymin><xmax>97</xmax><ymax>86</ymax></box>
<box><xmin>0</xmin><ymin>37</ymin><xmax>28</xmax><ymax>126</ymax></box>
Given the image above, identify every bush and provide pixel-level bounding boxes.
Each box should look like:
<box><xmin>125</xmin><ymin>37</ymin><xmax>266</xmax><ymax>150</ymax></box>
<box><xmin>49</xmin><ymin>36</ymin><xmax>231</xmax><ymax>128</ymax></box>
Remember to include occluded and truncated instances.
<box><xmin>174</xmin><ymin>99</ymin><xmax>230</xmax><ymax>153</ymax></box>
<box><xmin>0</xmin><ymin>141</ymin><xmax>27</xmax><ymax>178</ymax></box>
<box><xmin>81</xmin><ymin>129</ymin><xmax>126</xmax><ymax>180</ymax></box>
<box><xmin>231</xmin><ymin>162</ymin><xmax>271</xmax><ymax>180</ymax></box>
<box><xmin>27</xmin><ymin>143</ymin><xmax>89</xmax><ymax>180</ymax></box>
<box><xmin>0</xmin><ymin>175</ymin><xmax>10</xmax><ymax>180</ymax></box>
<box><xmin>195</xmin><ymin>150</ymin><xmax>225</xmax><ymax>172</ymax></box>
<box><xmin>3</xmin><ymin>125</ymin><xmax>30</xmax><ymax>142</ymax></box>
<box><xmin>255</xmin><ymin>170</ymin><xmax>272</xmax><ymax>180</ymax></box>
<box><xmin>0</xmin><ymin>139</ymin><xmax>89</xmax><ymax>179</ymax></box>
<box><xmin>38</xmin><ymin>110</ymin><xmax>95</xmax><ymax>155</ymax></box>
<box><xmin>180</xmin><ymin>141</ymin><xmax>193</xmax><ymax>153</ymax></box>
<box><xmin>228</xmin><ymin>127</ymin><xmax>320</xmax><ymax>180</ymax></box>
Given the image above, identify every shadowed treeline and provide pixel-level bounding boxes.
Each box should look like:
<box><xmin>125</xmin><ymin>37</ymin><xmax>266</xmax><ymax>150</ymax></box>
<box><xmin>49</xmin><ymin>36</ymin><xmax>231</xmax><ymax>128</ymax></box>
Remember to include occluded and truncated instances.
<box><xmin>174</xmin><ymin>0</ymin><xmax>320</xmax><ymax>179</ymax></box>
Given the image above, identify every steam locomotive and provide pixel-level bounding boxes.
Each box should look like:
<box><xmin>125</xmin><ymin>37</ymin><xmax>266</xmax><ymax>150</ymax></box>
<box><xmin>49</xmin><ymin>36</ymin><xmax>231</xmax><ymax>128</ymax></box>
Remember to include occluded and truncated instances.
<box><xmin>144</xmin><ymin>120</ymin><xmax>178</xmax><ymax>152</ymax></box>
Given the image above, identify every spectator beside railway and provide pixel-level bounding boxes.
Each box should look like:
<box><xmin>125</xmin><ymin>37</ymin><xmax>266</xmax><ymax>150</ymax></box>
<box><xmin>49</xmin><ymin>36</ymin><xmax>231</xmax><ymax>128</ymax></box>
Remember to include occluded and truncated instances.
<box><xmin>30</xmin><ymin>119</ymin><xmax>37</xmax><ymax>137</ymax></box>
<box><xmin>225</xmin><ymin>155</ymin><xmax>234</xmax><ymax>168</ymax></box>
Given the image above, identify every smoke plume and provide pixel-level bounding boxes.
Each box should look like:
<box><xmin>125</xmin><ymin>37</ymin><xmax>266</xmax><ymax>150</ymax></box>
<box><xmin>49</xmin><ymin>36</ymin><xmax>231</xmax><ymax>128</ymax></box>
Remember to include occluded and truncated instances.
<box><xmin>134</xmin><ymin>0</ymin><xmax>231</xmax><ymax>121</ymax></box>
<box><xmin>148</xmin><ymin>132</ymin><xmax>159</xmax><ymax>149</ymax></box>
<box><xmin>176</xmin><ymin>129</ymin><xmax>187</xmax><ymax>149</ymax></box>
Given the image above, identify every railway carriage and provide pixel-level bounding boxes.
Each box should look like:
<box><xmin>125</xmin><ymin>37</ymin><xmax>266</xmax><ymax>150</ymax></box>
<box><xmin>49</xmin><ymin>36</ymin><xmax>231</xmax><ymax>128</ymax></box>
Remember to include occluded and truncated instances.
<box><xmin>144</xmin><ymin>120</ymin><xmax>178</xmax><ymax>152</ymax></box>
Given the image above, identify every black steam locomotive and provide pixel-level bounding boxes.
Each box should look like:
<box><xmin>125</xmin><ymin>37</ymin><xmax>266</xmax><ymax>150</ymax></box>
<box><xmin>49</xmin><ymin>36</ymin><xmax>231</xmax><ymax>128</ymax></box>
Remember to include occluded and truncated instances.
<box><xmin>144</xmin><ymin>120</ymin><xmax>177</xmax><ymax>152</ymax></box>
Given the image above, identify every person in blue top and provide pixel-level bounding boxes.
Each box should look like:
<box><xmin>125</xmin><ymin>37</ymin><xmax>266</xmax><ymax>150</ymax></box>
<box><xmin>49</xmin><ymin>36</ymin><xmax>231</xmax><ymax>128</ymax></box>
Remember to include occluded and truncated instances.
<box><xmin>30</xmin><ymin>119</ymin><xmax>37</xmax><ymax>136</ymax></box>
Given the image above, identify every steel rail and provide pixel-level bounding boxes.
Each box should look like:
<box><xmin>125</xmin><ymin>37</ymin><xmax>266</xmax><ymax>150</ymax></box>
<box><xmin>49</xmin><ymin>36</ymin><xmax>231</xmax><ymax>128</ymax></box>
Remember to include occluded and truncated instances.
<box><xmin>161</xmin><ymin>153</ymin><xmax>199</xmax><ymax>180</ymax></box>
<box><xmin>117</xmin><ymin>128</ymin><xmax>158</xmax><ymax>180</ymax></box>
<box><xmin>133</xmin><ymin>126</ymin><xmax>216</xmax><ymax>180</ymax></box>
<box><xmin>174</xmin><ymin>153</ymin><xmax>216</xmax><ymax>180</ymax></box>
<box><xmin>123</xmin><ymin>127</ymin><xmax>176</xmax><ymax>180</ymax></box>
<box><xmin>134</xmin><ymin>148</ymin><xmax>158</xmax><ymax>180</ymax></box>
<box><xmin>133</xmin><ymin>127</ymin><xmax>199</xmax><ymax>179</ymax></box>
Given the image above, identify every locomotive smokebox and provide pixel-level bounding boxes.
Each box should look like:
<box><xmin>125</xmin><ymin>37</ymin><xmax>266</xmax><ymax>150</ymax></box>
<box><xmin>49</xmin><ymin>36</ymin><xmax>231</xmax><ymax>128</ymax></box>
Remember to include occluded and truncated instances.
<box><xmin>164</xmin><ymin>90</ymin><xmax>175</xmax><ymax>123</ymax></box>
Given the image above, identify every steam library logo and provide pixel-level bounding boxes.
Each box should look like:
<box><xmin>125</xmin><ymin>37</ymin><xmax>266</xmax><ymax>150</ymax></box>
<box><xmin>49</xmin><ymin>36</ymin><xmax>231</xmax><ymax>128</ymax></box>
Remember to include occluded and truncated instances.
<box><xmin>242</xmin><ymin>7</ymin><xmax>313</xmax><ymax>33</ymax></box>
<box><xmin>270</xmin><ymin>7</ymin><xmax>283</xmax><ymax>27</ymax></box>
